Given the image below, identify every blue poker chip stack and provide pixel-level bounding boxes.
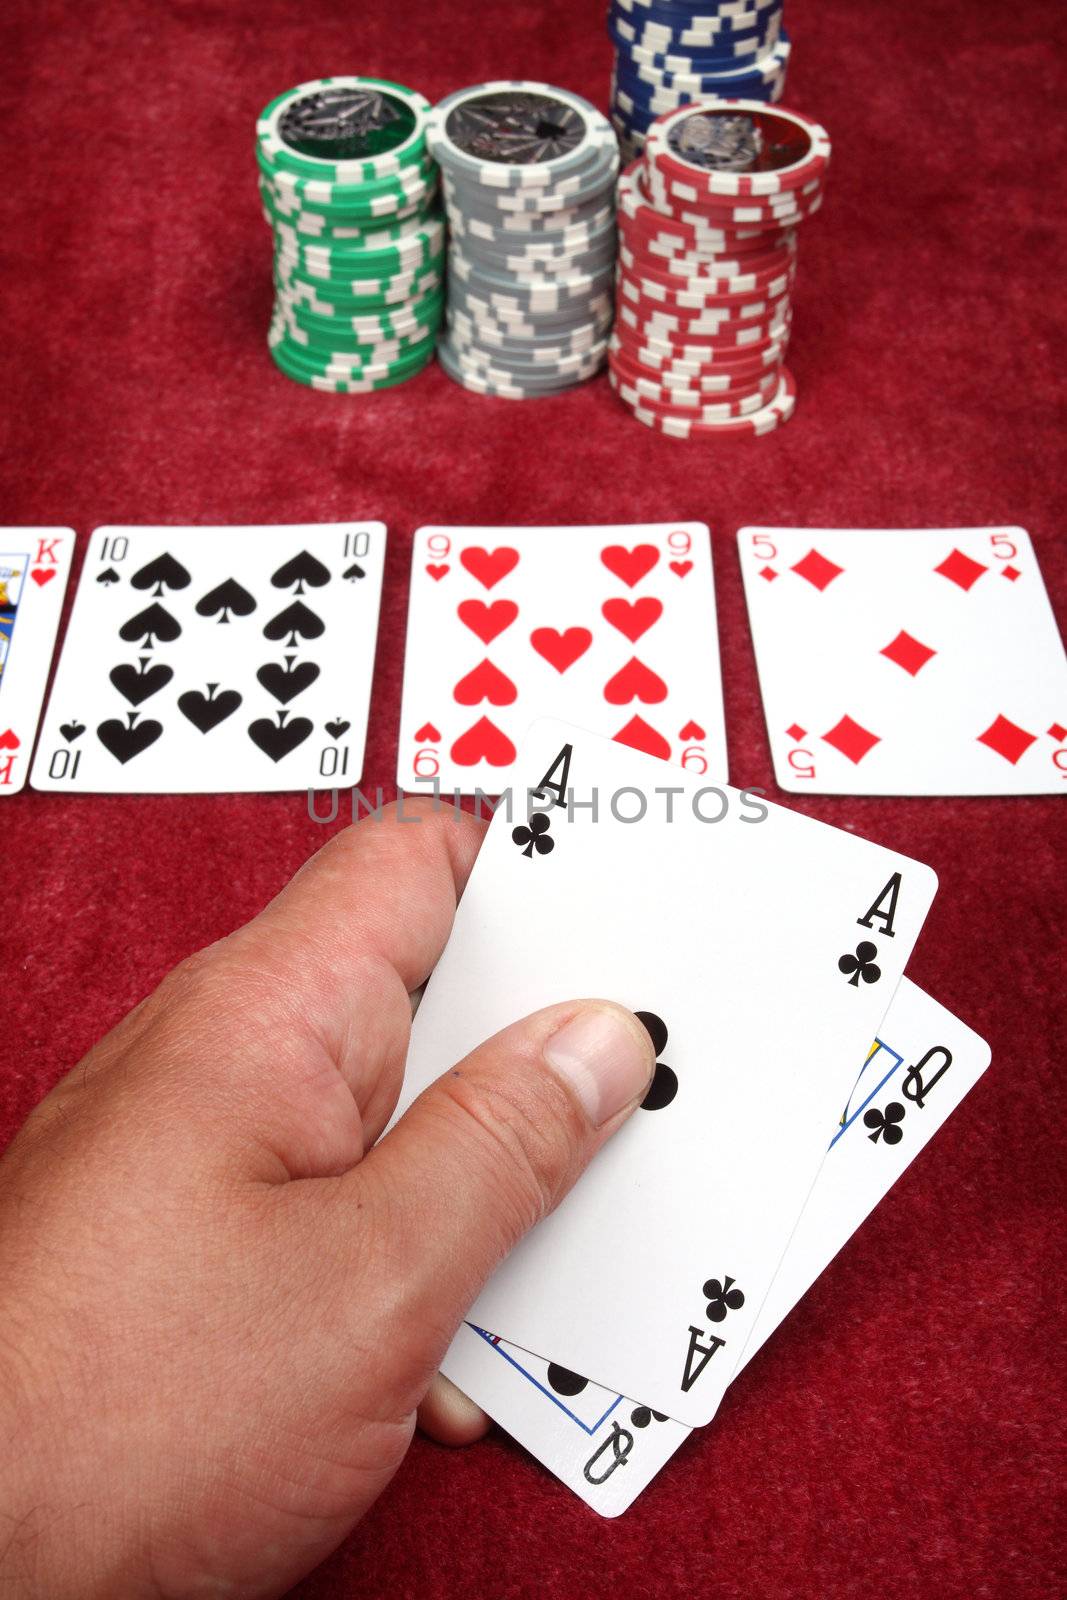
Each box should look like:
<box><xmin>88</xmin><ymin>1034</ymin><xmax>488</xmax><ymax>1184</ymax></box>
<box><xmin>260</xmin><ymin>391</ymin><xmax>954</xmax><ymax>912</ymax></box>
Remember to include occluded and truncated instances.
<box><xmin>608</xmin><ymin>0</ymin><xmax>790</xmax><ymax>161</ymax></box>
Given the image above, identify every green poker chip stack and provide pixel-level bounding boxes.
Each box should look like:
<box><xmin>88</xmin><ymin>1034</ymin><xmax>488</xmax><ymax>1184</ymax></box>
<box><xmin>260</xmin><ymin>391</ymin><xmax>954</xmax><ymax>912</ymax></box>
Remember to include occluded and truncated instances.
<box><xmin>256</xmin><ymin>76</ymin><xmax>443</xmax><ymax>391</ymax></box>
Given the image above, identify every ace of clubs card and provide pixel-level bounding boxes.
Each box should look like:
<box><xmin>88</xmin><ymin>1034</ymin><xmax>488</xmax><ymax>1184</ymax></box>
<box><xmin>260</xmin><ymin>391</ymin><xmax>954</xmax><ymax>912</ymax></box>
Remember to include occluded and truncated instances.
<box><xmin>386</xmin><ymin>719</ymin><xmax>938</xmax><ymax>1426</ymax></box>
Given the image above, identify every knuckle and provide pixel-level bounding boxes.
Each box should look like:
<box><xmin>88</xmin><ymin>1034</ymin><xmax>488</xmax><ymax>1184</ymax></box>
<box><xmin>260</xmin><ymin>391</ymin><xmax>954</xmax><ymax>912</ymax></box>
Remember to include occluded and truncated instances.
<box><xmin>432</xmin><ymin>1067</ymin><xmax>586</xmax><ymax>1240</ymax></box>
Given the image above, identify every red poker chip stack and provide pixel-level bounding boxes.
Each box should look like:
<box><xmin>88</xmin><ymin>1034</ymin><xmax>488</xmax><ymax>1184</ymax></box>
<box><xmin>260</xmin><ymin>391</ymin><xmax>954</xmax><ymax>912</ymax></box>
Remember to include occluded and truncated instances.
<box><xmin>609</xmin><ymin>100</ymin><xmax>830</xmax><ymax>438</ymax></box>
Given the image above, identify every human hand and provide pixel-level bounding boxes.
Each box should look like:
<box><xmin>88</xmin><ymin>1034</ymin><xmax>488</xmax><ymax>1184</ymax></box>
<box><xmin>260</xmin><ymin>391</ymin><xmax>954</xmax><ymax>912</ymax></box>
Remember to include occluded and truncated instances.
<box><xmin>0</xmin><ymin>801</ymin><xmax>654</xmax><ymax>1599</ymax></box>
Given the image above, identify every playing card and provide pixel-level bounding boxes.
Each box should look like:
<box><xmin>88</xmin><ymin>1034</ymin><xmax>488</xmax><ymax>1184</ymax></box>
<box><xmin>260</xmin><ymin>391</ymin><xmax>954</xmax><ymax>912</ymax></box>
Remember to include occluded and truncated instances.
<box><xmin>442</xmin><ymin>1323</ymin><xmax>688</xmax><ymax>1518</ymax></box>
<box><xmin>0</xmin><ymin>528</ymin><xmax>74</xmax><ymax>796</ymax></box>
<box><xmin>31</xmin><ymin>524</ymin><xmax>386</xmax><ymax>794</ymax></box>
<box><xmin>443</xmin><ymin>978</ymin><xmax>989</xmax><ymax>1515</ymax></box>
<box><xmin>387</xmin><ymin>719</ymin><xmax>938</xmax><ymax>1425</ymax></box>
<box><xmin>397</xmin><ymin>523</ymin><xmax>726</xmax><ymax>794</ymax></box>
<box><xmin>738</xmin><ymin>525</ymin><xmax>1067</xmax><ymax>795</ymax></box>
<box><xmin>735</xmin><ymin>974</ymin><xmax>991</xmax><ymax>1372</ymax></box>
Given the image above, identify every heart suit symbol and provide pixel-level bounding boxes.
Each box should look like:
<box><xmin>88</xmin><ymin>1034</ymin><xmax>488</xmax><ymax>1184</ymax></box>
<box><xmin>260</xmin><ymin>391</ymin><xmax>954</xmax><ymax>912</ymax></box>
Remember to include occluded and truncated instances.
<box><xmin>450</xmin><ymin>717</ymin><xmax>516</xmax><ymax>767</ymax></box>
<box><xmin>601</xmin><ymin>597</ymin><xmax>663</xmax><ymax>642</ymax></box>
<box><xmin>457</xmin><ymin>599</ymin><xmax>518</xmax><ymax>644</ymax></box>
<box><xmin>612</xmin><ymin>716</ymin><xmax>671</xmax><ymax>760</ymax></box>
<box><xmin>453</xmin><ymin>659</ymin><xmax>518</xmax><ymax>706</ymax></box>
<box><xmin>600</xmin><ymin>544</ymin><xmax>660</xmax><ymax>588</ymax></box>
<box><xmin>530</xmin><ymin>627</ymin><xmax>592</xmax><ymax>672</ymax></box>
<box><xmin>603</xmin><ymin>657</ymin><xmax>668</xmax><ymax>705</ymax></box>
<box><xmin>460</xmin><ymin>546</ymin><xmax>519</xmax><ymax>590</ymax></box>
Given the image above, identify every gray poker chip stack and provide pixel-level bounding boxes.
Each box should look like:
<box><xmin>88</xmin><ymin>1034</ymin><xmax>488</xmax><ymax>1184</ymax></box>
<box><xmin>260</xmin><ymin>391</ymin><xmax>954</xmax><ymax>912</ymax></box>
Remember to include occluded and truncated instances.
<box><xmin>426</xmin><ymin>82</ymin><xmax>620</xmax><ymax>397</ymax></box>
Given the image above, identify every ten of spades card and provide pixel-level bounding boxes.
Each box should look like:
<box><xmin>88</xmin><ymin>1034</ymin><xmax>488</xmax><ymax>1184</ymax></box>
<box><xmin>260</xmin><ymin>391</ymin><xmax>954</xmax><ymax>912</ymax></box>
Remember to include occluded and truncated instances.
<box><xmin>31</xmin><ymin>524</ymin><xmax>386</xmax><ymax>794</ymax></box>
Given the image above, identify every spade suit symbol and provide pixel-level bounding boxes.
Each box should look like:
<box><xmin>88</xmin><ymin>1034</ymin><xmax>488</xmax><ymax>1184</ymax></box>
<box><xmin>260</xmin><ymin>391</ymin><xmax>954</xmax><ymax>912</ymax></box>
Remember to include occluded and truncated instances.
<box><xmin>109</xmin><ymin>658</ymin><xmax>174</xmax><ymax>705</ymax></box>
<box><xmin>195</xmin><ymin>579</ymin><xmax>256</xmax><ymax>624</ymax></box>
<box><xmin>178</xmin><ymin>683</ymin><xmax>242</xmax><ymax>733</ymax></box>
<box><xmin>130</xmin><ymin>553</ymin><xmax>191</xmax><ymax>597</ymax></box>
<box><xmin>119</xmin><ymin>603</ymin><xmax>181</xmax><ymax>648</ymax></box>
<box><xmin>256</xmin><ymin>658</ymin><xmax>320</xmax><ymax>704</ymax></box>
<box><xmin>97</xmin><ymin>712</ymin><xmax>163</xmax><ymax>764</ymax></box>
<box><xmin>96</xmin><ymin>568</ymin><xmax>120</xmax><ymax>586</ymax></box>
<box><xmin>271</xmin><ymin>551</ymin><xmax>331</xmax><ymax>594</ymax></box>
<box><xmin>262</xmin><ymin>601</ymin><xmax>325</xmax><ymax>647</ymax></box>
<box><xmin>248</xmin><ymin>709</ymin><xmax>313</xmax><ymax>763</ymax></box>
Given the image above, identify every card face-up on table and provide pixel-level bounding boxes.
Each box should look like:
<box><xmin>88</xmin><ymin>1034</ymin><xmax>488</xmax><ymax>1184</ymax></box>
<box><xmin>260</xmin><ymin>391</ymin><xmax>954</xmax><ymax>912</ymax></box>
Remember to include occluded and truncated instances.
<box><xmin>389</xmin><ymin>719</ymin><xmax>938</xmax><ymax>1426</ymax></box>
<box><xmin>397</xmin><ymin>523</ymin><xmax>726</xmax><ymax>794</ymax></box>
<box><xmin>0</xmin><ymin>528</ymin><xmax>74</xmax><ymax>796</ymax></box>
<box><xmin>443</xmin><ymin>978</ymin><xmax>989</xmax><ymax>1515</ymax></box>
<box><xmin>31</xmin><ymin>524</ymin><xmax>386</xmax><ymax>793</ymax></box>
<box><xmin>738</xmin><ymin>526</ymin><xmax>1067</xmax><ymax>795</ymax></box>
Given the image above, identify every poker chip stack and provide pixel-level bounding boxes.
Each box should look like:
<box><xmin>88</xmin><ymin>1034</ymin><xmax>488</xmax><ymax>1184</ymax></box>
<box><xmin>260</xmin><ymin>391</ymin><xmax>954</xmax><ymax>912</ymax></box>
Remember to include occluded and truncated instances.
<box><xmin>256</xmin><ymin>77</ymin><xmax>444</xmax><ymax>392</ymax></box>
<box><xmin>427</xmin><ymin>82</ymin><xmax>620</xmax><ymax>398</ymax></box>
<box><xmin>608</xmin><ymin>0</ymin><xmax>790</xmax><ymax>162</ymax></box>
<box><xmin>609</xmin><ymin>101</ymin><xmax>830</xmax><ymax>439</ymax></box>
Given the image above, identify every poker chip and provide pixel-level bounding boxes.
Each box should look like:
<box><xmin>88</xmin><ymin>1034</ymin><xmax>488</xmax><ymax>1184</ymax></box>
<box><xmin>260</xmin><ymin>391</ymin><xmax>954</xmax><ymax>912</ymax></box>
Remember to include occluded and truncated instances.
<box><xmin>611</xmin><ymin>97</ymin><xmax>829</xmax><ymax>438</ymax></box>
<box><xmin>609</xmin><ymin>365</ymin><xmax>797</xmax><ymax>436</ymax></box>
<box><xmin>608</xmin><ymin>0</ymin><xmax>791</xmax><ymax>158</ymax></box>
<box><xmin>428</xmin><ymin>82</ymin><xmax>619</xmax><ymax>395</ymax></box>
<box><xmin>256</xmin><ymin>77</ymin><xmax>443</xmax><ymax>390</ymax></box>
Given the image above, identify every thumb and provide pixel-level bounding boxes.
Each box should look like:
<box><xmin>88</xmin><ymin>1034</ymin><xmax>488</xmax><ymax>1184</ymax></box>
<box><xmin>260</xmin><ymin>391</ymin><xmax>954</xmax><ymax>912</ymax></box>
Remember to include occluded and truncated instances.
<box><xmin>353</xmin><ymin>1000</ymin><xmax>655</xmax><ymax>1392</ymax></box>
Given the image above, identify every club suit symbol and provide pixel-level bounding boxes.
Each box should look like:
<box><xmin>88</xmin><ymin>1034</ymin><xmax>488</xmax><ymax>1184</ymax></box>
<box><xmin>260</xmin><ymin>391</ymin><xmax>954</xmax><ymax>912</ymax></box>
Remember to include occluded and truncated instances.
<box><xmin>634</xmin><ymin>1011</ymin><xmax>678</xmax><ymax>1111</ymax></box>
<box><xmin>511</xmin><ymin>812</ymin><xmax>554</xmax><ymax>859</ymax></box>
<box><xmin>863</xmin><ymin>1102</ymin><xmax>905</xmax><ymax>1145</ymax></box>
<box><xmin>838</xmin><ymin>940</ymin><xmax>881</xmax><ymax>987</ymax></box>
<box><xmin>703</xmin><ymin>1275</ymin><xmax>745</xmax><ymax>1324</ymax></box>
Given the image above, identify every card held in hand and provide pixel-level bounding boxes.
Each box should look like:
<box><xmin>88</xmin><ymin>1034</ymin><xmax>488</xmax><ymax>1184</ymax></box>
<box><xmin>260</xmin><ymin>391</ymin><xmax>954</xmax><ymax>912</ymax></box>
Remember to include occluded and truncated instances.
<box><xmin>441</xmin><ymin>978</ymin><xmax>990</xmax><ymax>1515</ymax></box>
<box><xmin>387</xmin><ymin>720</ymin><xmax>939</xmax><ymax>1426</ymax></box>
<box><xmin>31</xmin><ymin>524</ymin><xmax>386</xmax><ymax>794</ymax></box>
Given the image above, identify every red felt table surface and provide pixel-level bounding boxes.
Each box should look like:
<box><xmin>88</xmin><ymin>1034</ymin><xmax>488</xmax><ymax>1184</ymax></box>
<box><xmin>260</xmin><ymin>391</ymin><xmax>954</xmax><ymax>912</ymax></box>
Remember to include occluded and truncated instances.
<box><xmin>2</xmin><ymin>0</ymin><xmax>1064</xmax><ymax>1594</ymax></box>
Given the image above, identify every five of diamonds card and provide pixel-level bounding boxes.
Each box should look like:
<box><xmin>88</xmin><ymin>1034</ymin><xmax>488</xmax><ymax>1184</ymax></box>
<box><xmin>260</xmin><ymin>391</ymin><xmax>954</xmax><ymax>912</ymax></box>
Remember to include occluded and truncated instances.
<box><xmin>31</xmin><ymin>524</ymin><xmax>386</xmax><ymax>794</ymax></box>
<box><xmin>738</xmin><ymin>526</ymin><xmax>1067</xmax><ymax>795</ymax></box>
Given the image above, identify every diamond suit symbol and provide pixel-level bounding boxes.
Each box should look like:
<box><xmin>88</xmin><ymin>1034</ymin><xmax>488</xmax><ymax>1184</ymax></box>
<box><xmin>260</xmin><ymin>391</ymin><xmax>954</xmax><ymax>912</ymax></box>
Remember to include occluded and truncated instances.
<box><xmin>822</xmin><ymin>715</ymin><xmax>881</xmax><ymax>765</ymax></box>
<box><xmin>1001</xmin><ymin>565</ymin><xmax>1021</xmax><ymax>581</ymax></box>
<box><xmin>791</xmin><ymin>548</ymin><xmax>844</xmax><ymax>591</ymax></box>
<box><xmin>977</xmin><ymin>715</ymin><xmax>1036</xmax><ymax>766</ymax></box>
<box><xmin>1048</xmin><ymin>723</ymin><xmax>1067</xmax><ymax>742</ymax></box>
<box><xmin>934</xmin><ymin>549</ymin><xmax>987</xmax><ymax>591</ymax></box>
<box><xmin>759</xmin><ymin>565</ymin><xmax>778</xmax><ymax>582</ymax></box>
<box><xmin>880</xmin><ymin>630</ymin><xmax>937</xmax><ymax>676</ymax></box>
<box><xmin>786</xmin><ymin>723</ymin><xmax>807</xmax><ymax>742</ymax></box>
